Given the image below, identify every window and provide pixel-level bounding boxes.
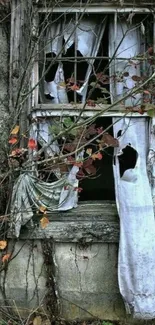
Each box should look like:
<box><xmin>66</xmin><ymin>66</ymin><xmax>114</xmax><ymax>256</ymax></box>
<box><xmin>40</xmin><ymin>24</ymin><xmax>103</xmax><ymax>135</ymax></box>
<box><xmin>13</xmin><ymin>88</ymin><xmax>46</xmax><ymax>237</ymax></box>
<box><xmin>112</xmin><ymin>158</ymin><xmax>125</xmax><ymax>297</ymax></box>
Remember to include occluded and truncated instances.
<box><xmin>29</xmin><ymin>5</ymin><xmax>154</xmax><ymax>209</ymax></box>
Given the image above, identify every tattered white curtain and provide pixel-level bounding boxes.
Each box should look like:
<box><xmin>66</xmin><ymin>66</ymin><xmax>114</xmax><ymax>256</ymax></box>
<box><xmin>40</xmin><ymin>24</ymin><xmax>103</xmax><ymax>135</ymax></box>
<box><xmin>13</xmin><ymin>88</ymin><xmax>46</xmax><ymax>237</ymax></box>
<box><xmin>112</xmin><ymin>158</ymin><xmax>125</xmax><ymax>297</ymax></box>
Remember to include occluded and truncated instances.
<box><xmin>44</xmin><ymin>16</ymin><xmax>107</xmax><ymax>103</ymax></box>
<box><xmin>110</xmin><ymin>18</ymin><xmax>155</xmax><ymax>319</ymax></box>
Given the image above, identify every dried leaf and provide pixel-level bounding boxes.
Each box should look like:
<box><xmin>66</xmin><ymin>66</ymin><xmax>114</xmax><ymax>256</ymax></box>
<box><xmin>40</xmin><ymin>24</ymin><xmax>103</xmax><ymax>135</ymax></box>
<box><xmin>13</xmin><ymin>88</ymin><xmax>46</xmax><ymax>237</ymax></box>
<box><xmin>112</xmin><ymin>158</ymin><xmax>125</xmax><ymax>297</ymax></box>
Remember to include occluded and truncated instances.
<box><xmin>92</xmin><ymin>152</ymin><xmax>103</xmax><ymax>160</ymax></box>
<box><xmin>99</xmin><ymin>133</ymin><xmax>119</xmax><ymax>148</ymax></box>
<box><xmin>10</xmin><ymin>125</ymin><xmax>20</xmax><ymax>135</ymax></box>
<box><xmin>86</xmin><ymin>148</ymin><xmax>92</xmax><ymax>156</ymax></box>
<box><xmin>28</xmin><ymin>138</ymin><xmax>37</xmax><ymax>150</ymax></box>
<box><xmin>70</xmin><ymin>84</ymin><xmax>80</xmax><ymax>91</ymax></box>
<box><xmin>2</xmin><ymin>253</ymin><xmax>11</xmax><ymax>263</ymax></box>
<box><xmin>83</xmin><ymin>158</ymin><xmax>96</xmax><ymax>175</ymax></box>
<box><xmin>9</xmin><ymin>137</ymin><xmax>18</xmax><ymax>145</ymax></box>
<box><xmin>73</xmin><ymin>187</ymin><xmax>83</xmax><ymax>192</ymax></box>
<box><xmin>33</xmin><ymin>316</ymin><xmax>42</xmax><ymax>325</ymax></box>
<box><xmin>40</xmin><ymin>216</ymin><xmax>49</xmax><ymax>229</ymax></box>
<box><xmin>39</xmin><ymin>206</ymin><xmax>46</xmax><ymax>213</ymax></box>
<box><xmin>0</xmin><ymin>241</ymin><xmax>7</xmax><ymax>250</ymax></box>
<box><xmin>87</xmin><ymin>99</ymin><xmax>96</xmax><ymax>107</ymax></box>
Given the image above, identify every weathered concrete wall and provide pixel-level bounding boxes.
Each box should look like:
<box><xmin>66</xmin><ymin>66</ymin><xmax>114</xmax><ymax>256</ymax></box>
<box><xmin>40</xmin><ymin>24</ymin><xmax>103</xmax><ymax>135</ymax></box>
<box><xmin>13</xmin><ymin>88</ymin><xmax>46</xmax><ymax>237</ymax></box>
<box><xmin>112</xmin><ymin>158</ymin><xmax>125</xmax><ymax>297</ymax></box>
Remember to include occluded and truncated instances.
<box><xmin>4</xmin><ymin>202</ymin><xmax>155</xmax><ymax>323</ymax></box>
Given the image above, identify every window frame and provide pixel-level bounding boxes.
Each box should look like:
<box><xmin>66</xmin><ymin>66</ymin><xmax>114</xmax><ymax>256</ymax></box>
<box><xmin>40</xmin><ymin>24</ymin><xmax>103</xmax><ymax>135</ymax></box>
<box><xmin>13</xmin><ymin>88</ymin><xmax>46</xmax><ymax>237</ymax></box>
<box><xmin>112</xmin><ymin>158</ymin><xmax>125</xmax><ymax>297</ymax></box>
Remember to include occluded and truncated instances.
<box><xmin>31</xmin><ymin>4</ymin><xmax>155</xmax><ymax>119</ymax></box>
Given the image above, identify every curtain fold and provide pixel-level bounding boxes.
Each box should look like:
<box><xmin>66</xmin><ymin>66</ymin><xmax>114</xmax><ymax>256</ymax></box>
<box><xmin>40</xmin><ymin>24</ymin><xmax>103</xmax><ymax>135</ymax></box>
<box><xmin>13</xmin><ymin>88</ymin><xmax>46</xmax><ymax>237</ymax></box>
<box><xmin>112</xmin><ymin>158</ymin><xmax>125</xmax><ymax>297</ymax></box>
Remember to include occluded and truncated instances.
<box><xmin>109</xmin><ymin>17</ymin><xmax>142</xmax><ymax>107</ymax></box>
<box><xmin>111</xmin><ymin>17</ymin><xmax>155</xmax><ymax>319</ymax></box>
<box><xmin>113</xmin><ymin>117</ymin><xmax>155</xmax><ymax>319</ymax></box>
<box><xmin>45</xmin><ymin>16</ymin><xmax>107</xmax><ymax>103</ymax></box>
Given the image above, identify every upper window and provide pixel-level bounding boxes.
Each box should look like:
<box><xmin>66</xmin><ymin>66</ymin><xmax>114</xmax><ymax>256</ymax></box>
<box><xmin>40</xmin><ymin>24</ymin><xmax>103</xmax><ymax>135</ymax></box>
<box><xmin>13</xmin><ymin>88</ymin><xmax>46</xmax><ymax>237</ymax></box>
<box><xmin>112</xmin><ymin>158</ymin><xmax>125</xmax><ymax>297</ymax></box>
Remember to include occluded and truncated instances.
<box><xmin>33</xmin><ymin>11</ymin><xmax>153</xmax><ymax>109</ymax></box>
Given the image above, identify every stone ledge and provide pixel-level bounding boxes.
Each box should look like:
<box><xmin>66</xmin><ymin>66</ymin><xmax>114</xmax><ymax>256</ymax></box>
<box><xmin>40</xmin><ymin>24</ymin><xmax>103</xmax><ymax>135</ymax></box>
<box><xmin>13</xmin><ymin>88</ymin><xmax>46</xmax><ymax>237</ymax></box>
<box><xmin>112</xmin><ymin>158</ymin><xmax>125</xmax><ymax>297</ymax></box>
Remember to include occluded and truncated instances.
<box><xmin>8</xmin><ymin>201</ymin><xmax>120</xmax><ymax>242</ymax></box>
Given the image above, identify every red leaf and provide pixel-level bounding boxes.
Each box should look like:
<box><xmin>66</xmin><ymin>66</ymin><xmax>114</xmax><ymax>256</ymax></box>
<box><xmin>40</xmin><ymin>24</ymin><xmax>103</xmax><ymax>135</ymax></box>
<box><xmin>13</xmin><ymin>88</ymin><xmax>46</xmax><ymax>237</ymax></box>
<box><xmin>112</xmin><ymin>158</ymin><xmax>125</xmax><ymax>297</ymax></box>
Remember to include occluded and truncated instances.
<box><xmin>28</xmin><ymin>138</ymin><xmax>37</xmax><ymax>150</ymax></box>
<box><xmin>2</xmin><ymin>253</ymin><xmax>11</xmax><ymax>263</ymax></box>
<box><xmin>99</xmin><ymin>133</ymin><xmax>119</xmax><ymax>148</ymax></box>
<box><xmin>96</xmin><ymin>127</ymin><xmax>103</xmax><ymax>134</ymax></box>
<box><xmin>83</xmin><ymin>158</ymin><xmax>96</xmax><ymax>175</ymax></box>
<box><xmin>70</xmin><ymin>84</ymin><xmax>80</xmax><ymax>91</ymax></box>
<box><xmin>9</xmin><ymin>137</ymin><xmax>18</xmax><ymax>145</ymax></box>
<box><xmin>73</xmin><ymin>187</ymin><xmax>83</xmax><ymax>192</ymax></box>
<box><xmin>87</xmin><ymin>100</ymin><xmax>96</xmax><ymax>107</ymax></box>
<box><xmin>91</xmin><ymin>152</ymin><xmax>103</xmax><ymax>160</ymax></box>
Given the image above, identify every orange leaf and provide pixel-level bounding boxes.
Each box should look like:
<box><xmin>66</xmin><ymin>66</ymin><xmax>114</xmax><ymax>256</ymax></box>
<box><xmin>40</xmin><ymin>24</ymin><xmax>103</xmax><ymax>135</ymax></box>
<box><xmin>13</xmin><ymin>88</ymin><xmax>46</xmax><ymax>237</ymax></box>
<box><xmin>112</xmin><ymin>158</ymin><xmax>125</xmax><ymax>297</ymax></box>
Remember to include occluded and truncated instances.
<box><xmin>28</xmin><ymin>138</ymin><xmax>37</xmax><ymax>150</ymax></box>
<box><xmin>70</xmin><ymin>84</ymin><xmax>80</xmax><ymax>91</ymax></box>
<box><xmin>11</xmin><ymin>125</ymin><xmax>20</xmax><ymax>135</ymax></box>
<box><xmin>92</xmin><ymin>152</ymin><xmax>103</xmax><ymax>160</ymax></box>
<box><xmin>40</xmin><ymin>216</ymin><xmax>49</xmax><ymax>229</ymax></box>
<box><xmin>2</xmin><ymin>253</ymin><xmax>11</xmax><ymax>263</ymax></box>
<box><xmin>39</xmin><ymin>206</ymin><xmax>46</xmax><ymax>213</ymax></box>
<box><xmin>0</xmin><ymin>241</ymin><xmax>7</xmax><ymax>250</ymax></box>
<box><xmin>9</xmin><ymin>137</ymin><xmax>18</xmax><ymax>145</ymax></box>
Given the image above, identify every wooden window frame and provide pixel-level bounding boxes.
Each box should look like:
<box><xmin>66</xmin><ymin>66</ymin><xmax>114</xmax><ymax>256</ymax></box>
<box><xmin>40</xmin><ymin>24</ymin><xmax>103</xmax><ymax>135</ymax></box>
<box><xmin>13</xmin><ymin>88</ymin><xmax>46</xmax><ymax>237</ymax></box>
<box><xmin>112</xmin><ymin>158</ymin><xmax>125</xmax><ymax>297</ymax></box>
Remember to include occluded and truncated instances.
<box><xmin>31</xmin><ymin>4</ymin><xmax>155</xmax><ymax>119</ymax></box>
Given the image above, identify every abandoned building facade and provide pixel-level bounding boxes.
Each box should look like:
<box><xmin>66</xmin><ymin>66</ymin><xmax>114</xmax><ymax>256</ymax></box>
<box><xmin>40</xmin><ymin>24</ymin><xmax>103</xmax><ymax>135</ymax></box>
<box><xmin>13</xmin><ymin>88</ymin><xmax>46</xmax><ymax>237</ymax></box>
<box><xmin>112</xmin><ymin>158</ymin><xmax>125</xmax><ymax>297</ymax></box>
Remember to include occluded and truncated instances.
<box><xmin>0</xmin><ymin>0</ymin><xmax>155</xmax><ymax>323</ymax></box>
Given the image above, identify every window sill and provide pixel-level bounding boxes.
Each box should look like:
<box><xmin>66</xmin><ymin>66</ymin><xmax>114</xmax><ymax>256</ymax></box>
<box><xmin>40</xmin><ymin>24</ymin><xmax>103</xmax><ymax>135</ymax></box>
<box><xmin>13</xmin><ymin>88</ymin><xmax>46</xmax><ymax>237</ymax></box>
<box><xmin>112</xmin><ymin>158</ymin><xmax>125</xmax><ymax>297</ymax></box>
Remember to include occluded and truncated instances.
<box><xmin>8</xmin><ymin>201</ymin><xmax>120</xmax><ymax>242</ymax></box>
<box><xmin>31</xmin><ymin>104</ymin><xmax>148</xmax><ymax>118</ymax></box>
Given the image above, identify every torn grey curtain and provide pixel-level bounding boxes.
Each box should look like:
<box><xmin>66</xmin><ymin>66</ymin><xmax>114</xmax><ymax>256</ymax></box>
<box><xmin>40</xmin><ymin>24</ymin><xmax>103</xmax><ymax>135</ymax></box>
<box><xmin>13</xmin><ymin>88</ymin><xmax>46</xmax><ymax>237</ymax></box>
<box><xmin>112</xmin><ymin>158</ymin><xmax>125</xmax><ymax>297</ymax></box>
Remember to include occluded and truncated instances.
<box><xmin>113</xmin><ymin>117</ymin><xmax>155</xmax><ymax>319</ymax></box>
<box><xmin>45</xmin><ymin>16</ymin><xmax>107</xmax><ymax>102</ymax></box>
<box><xmin>109</xmin><ymin>17</ymin><xmax>142</xmax><ymax>107</ymax></box>
<box><xmin>10</xmin><ymin>169</ymin><xmax>79</xmax><ymax>237</ymax></box>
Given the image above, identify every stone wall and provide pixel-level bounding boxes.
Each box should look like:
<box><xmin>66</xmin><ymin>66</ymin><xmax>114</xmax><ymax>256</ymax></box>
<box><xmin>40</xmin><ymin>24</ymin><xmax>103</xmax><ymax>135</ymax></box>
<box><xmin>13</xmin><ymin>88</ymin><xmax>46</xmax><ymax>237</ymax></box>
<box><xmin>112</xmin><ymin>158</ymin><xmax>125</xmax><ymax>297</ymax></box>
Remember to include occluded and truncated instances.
<box><xmin>1</xmin><ymin>202</ymin><xmax>154</xmax><ymax>324</ymax></box>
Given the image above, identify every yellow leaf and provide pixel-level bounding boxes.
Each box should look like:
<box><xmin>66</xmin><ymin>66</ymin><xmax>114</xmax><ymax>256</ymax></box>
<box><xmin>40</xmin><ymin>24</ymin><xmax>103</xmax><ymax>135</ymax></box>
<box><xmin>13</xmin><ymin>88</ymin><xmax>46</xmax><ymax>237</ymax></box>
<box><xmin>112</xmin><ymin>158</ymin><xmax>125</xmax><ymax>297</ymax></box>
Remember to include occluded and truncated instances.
<box><xmin>39</xmin><ymin>206</ymin><xmax>46</xmax><ymax>213</ymax></box>
<box><xmin>86</xmin><ymin>148</ymin><xmax>92</xmax><ymax>156</ymax></box>
<box><xmin>2</xmin><ymin>253</ymin><xmax>11</xmax><ymax>263</ymax></box>
<box><xmin>11</xmin><ymin>125</ymin><xmax>20</xmax><ymax>135</ymax></box>
<box><xmin>0</xmin><ymin>241</ymin><xmax>7</xmax><ymax>250</ymax></box>
<box><xmin>40</xmin><ymin>216</ymin><xmax>49</xmax><ymax>229</ymax></box>
<box><xmin>33</xmin><ymin>316</ymin><xmax>42</xmax><ymax>325</ymax></box>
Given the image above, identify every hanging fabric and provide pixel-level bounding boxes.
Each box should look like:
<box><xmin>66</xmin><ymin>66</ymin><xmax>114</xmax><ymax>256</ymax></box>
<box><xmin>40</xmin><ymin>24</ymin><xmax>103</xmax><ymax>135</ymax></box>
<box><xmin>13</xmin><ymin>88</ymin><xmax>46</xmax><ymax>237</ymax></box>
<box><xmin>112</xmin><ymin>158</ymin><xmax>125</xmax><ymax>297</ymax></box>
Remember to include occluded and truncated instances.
<box><xmin>113</xmin><ymin>117</ymin><xmax>155</xmax><ymax>319</ymax></box>
<box><xmin>109</xmin><ymin>16</ymin><xmax>142</xmax><ymax>107</ymax></box>
<box><xmin>44</xmin><ymin>16</ymin><xmax>107</xmax><ymax>103</ymax></box>
<box><xmin>110</xmin><ymin>16</ymin><xmax>155</xmax><ymax>319</ymax></box>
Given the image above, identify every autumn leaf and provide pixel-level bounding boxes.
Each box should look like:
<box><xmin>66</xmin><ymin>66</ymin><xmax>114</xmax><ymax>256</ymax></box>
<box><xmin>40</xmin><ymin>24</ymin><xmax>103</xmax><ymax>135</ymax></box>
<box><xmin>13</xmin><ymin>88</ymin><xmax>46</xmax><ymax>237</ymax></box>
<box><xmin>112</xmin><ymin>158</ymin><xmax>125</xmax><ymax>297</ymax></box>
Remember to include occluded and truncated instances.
<box><xmin>74</xmin><ymin>161</ymin><xmax>83</xmax><ymax>167</ymax></box>
<box><xmin>70</xmin><ymin>84</ymin><xmax>80</xmax><ymax>91</ymax></box>
<box><xmin>98</xmin><ymin>133</ymin><xmax>119</xmax><ymax>148</ymax></box>
<box><xmin>73</xmin><ymin>187</ymin><xmax>83</xmax><ymax>192</ymax></box>
<box><xmin>86</xmin><ymin>148</ymin><xmax>92</xmax><ymax>156</ymax></box>
<box><xmin>96</xmin><ymin>127</ymin><xmax>103</xmax><ymax>134</ymax></box>
<box><xmin>40</xmin><ymin>216</ymin><xmax>49</xmax><ymax>229</ymax></box>
<box><xmin>143</xmin><ymin>90</ymin><xmax>150</xmax><ymax>95</ymax></box>
<box><xmin>10</xmin><ymin>125</ymin><xmax>20</xmax><ymax>135</ymax></box>
<box><xmin>39</xmin><ymin>206</ymin><xmax>47</xmax><ymax>213</ymax></box>
<box><xmin>33</xmin><ymin>316</ymin><xmax>42</xmax><ymax>325</ymax></box>
<box><xmin>28</xmin><ymin>138</ymin><xmax>37</xmax><ymax>150</ymax></box>
<box><xmin>92</xmin><ymin>152</ymin><xmax>103</xmax><ymax>160</ymax></box>
<box><xmin>83</xmin><ymin>158</ymin><xmax>96</xmax><ymax>175</ymax></box>
<box><xmin>2</xmin><ymin>253</ymin><xmax>11</xmax><ymax>263</ymax></box>
<box><xmin>9</xmin><ymin>137</ymin><xmax>18</xmax><ymax>145</ymax></box>
<box><xmin>87</xmin><ymin>99</ymin><xmax>96</xmax><ymax>107</ymax></box>
<box><xmin>0</xmin><ymin>241</ymin><xmax>7</xmax><ymax>250</ymax></box>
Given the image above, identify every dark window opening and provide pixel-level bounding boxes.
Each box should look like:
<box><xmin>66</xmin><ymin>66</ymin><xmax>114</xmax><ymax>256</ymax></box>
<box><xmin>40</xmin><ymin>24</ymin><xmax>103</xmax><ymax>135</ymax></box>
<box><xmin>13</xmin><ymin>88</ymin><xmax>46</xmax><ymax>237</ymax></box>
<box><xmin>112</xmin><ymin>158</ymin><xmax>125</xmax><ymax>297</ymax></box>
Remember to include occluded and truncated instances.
<box><xmin>79</xmin><ymin>117</ymin><xmax>115</xmax><ymax>201</ymax></box>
